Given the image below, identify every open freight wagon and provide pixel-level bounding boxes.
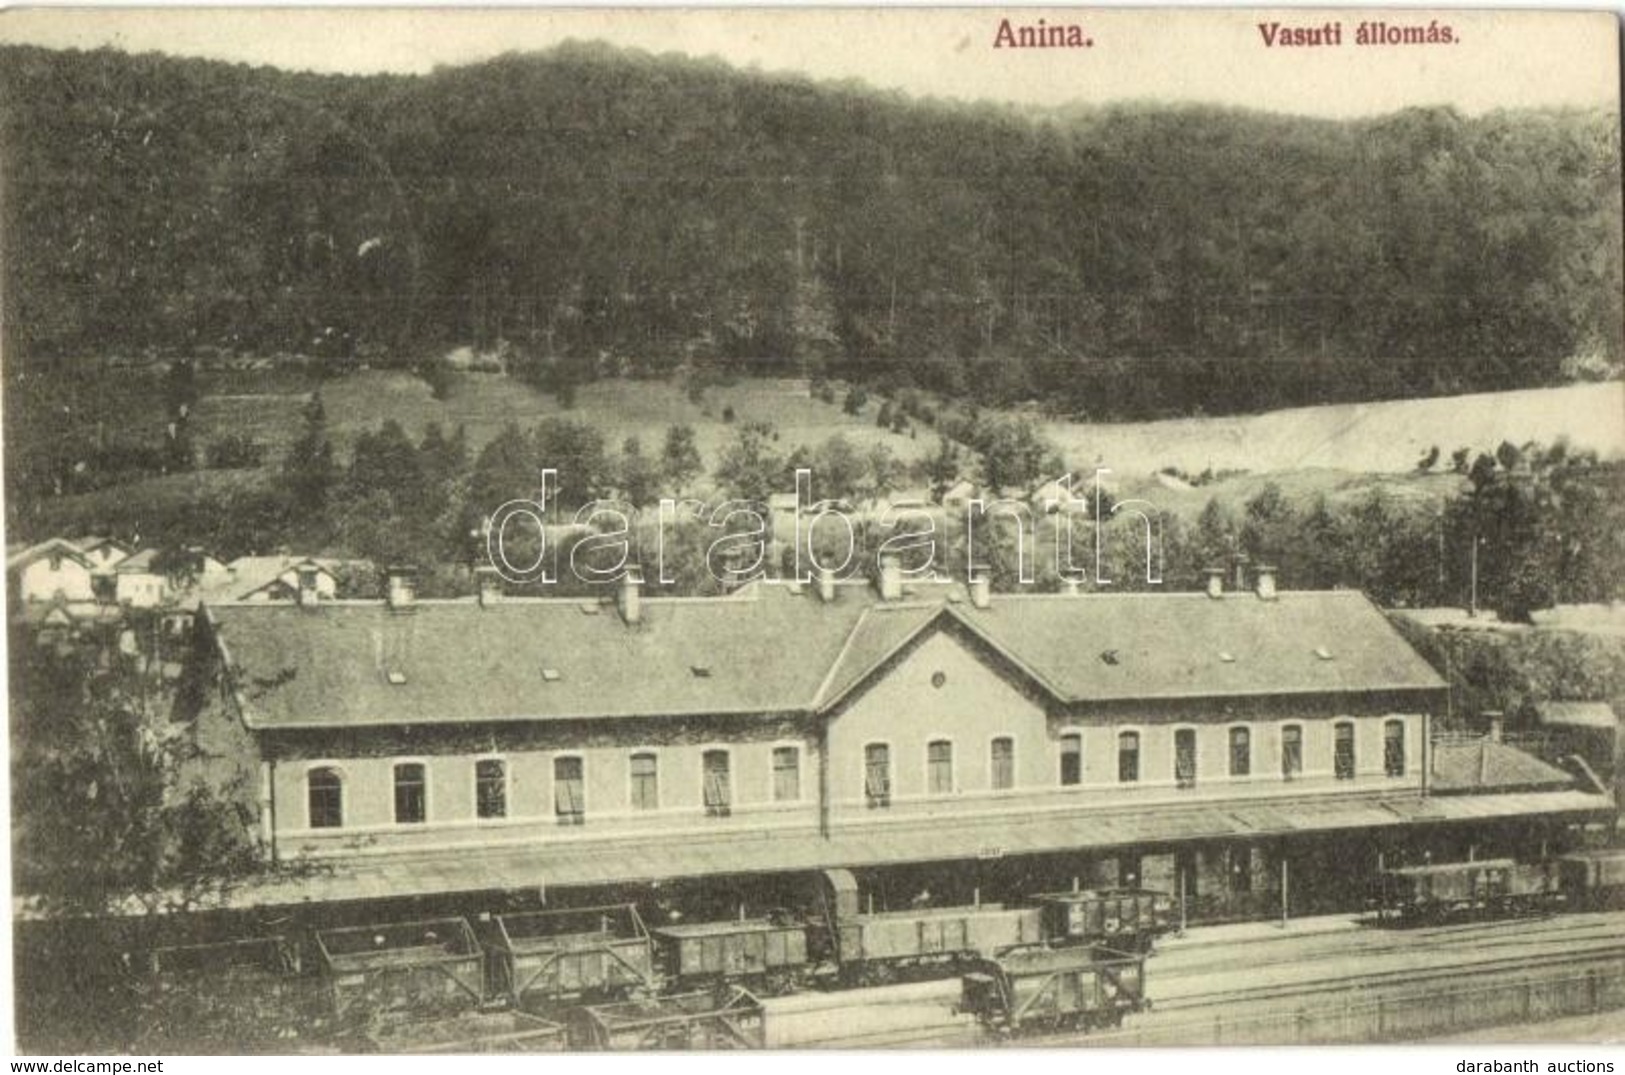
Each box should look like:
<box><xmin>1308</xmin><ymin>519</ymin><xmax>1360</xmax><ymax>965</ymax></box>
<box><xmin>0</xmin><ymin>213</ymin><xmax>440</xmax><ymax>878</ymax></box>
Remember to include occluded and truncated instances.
<box><xmin>315</xmin><ymin>917</ymin><xmax>486</xmax><ymax>1022</ymax></box>
<box><xmin>960</xmin><ymin>945</ymin><xmax>1147</xmax><ymax>1035</ymax></box>
<box><xmin>484</xmin><ymin>904</ymin><xmax>656</xmax><ymax>1006</ymax></box>
<box><xmin>577</xmin><ymin>987</ymin><xmax>765</xmax><ymax>1049</ymax></box>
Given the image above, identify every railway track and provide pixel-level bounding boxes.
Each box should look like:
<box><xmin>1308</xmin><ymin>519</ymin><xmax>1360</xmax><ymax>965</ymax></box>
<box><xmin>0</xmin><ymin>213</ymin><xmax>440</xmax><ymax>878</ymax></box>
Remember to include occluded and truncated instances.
<box><xmin>796</xmin><ymin>911</ymin><xmax>1625</xmax><ymax>1048</ymax></box>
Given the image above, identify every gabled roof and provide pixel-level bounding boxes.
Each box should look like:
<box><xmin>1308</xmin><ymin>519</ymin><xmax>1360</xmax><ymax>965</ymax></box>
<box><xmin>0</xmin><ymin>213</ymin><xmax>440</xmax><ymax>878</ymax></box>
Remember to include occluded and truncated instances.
<box><xmin>115</xmin><ymin>548</ymin><xmax>162</xmax><ymax>573</ymax></box>
<box><xmin>202</xmin><ymin>556</ymin><xmax>339</xmax><ymax>602</ymax></box>
<box><xmin>71</xmin><ymin>536</ymin><xmax>132</xmax><ymax>556</ymax></box>
<box><xmin>209</xmin><ymin>584</ymin><xmax>1447</xmax><ymax>731</ymax></box>
<box><xmin>817</xmin><ymin>590</ymin><xmax>1445</xmax><ymax>711</ymax></box>
<box><xmin>6</xmin><ymin>538</ymin><xmax>92</xmax><ymax>573</ymax></box>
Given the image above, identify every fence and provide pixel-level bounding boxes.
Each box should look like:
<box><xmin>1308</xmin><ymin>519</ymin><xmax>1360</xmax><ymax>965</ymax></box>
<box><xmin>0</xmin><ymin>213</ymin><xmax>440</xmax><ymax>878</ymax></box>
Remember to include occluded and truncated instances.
<box><xmin>1081</xmin><ymin>962</ymin><xmax>1625</xmax><ymax>1046</ymax></box>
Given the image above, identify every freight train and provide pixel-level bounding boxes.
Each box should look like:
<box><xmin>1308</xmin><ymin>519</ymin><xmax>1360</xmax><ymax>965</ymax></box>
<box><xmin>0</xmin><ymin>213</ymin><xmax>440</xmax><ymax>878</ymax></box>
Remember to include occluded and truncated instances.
<box><xmin>126</xmin><ymin>871</ymin><xmax>1176</xmax><ymax>1050</ymax></box>
<box><xmin>1373</xmin><ymin>847</ymin><xmax>1625</xmax><ymax>924</ymax></box>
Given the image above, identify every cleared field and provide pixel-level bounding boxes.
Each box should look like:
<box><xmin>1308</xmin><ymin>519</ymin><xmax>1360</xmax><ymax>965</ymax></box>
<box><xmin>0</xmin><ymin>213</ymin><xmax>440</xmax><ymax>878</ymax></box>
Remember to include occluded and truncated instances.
<box><xmin>191</xmin><ymin>370</ymin><xmax>931</xmax><ymax>467</ymax></box>
<box><xmin>1045</xmin><ymin>381</ymin><xmax>1625</xmax><ymax>477</ymax></box>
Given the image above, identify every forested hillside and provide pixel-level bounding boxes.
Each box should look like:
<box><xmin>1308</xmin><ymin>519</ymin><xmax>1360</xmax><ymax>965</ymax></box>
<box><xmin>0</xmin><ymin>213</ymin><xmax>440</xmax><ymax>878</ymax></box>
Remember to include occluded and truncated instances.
<box><xmin>3</xmin><ymin>41</ymin><xmax>1621</xmax><ymax>418</ymax></box>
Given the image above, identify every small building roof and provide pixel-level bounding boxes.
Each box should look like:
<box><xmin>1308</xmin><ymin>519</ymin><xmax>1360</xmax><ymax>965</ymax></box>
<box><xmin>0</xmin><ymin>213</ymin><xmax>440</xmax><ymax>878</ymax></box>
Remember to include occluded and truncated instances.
<box><xmin>1535</xmin><ymin>701</ymin><xmax>1618</xmax><ymax>731</ymax></box>
<box><xmin>6</xmin><ymin>538</ymin><xmax>92</xmax><ymax>573</ymax></box>
<box><xmin>1430</xmin><ymin>739</ymin><xmax>1577</xmax><ymax>793</ymax></box>
<box><xmin>201</xmin><ymin>556</ymin><xmax>340</xmax><ymax>603</ymax></box>
<box><xmin>115</xmin><ymin>548</ymin><xmax>162</xmax><ymax>573</ymax></box>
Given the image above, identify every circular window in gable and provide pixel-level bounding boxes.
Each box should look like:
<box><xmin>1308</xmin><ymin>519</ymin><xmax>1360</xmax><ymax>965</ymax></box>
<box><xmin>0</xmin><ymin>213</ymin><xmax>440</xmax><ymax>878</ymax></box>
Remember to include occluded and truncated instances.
<box><xmin>931</xmin><ymin>671</ymin><xmax>947</xmax><ymax>689</ymax></box>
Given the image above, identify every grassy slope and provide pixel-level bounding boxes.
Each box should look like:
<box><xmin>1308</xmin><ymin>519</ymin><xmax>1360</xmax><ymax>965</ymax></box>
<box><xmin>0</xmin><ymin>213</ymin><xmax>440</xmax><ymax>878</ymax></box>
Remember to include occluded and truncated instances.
<box><xmin>30</xmin><ymin>375</ymin><xmax>1623</xmax><ymax>538</ymax></box>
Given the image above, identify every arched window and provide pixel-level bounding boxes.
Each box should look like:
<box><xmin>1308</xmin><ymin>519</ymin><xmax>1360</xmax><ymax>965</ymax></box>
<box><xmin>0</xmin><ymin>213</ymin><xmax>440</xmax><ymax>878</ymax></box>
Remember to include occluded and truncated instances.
<box><xmin>630</xmin><ymin>752</ymin><xmax>659</xmax><ymax>811</ymax></box>
<box><xmin>554</xmin><ymin>756</ymin><xmax>585</xmax><ymax>825</ymax></box>
<box><xmin>475</xmin><ymin>759</ymin><xmax>507</xmax><ymax>819</ymax></box>
<box><xmin>772</xmin><ymin>746</ymin><xmax>801</xmax><ymax>802</ymax></box>
<box><xmin>1229</xmin><ymin>727</ymin><xmax>1251</xmax><ymax>777</ymax></box>
<box><xmin>1334</xmin><ymin>722</ymin><xmax>1356</xmax><ymax>780</ymax></box>
<box><xmin>990</xmin><ymin>737</ymin><xmax>1015</xmax><ymax>790</ymax></box>
<box><xmin>1384</xmin><ymin>720</ymin><xmax>1406</xmax><ymax>777</ymax></box>
<box><xmin>927</xmin><ymin>740</ymin><xmax>954</xmax><ymax>795</ymax></box>
<box><xmin>1174</xmin><ymin>729</ymin><xmax>1197</xmax><ymax>788</ymax></box>
<box><xmin>1118</xmin><ymin>732</ymin><xmax>1140</xmax><ymax>783</ymax></box>
<box><xmin>1059</xmin><ymin>733</ymin><xmax>1083</xmax><ymax>786</ymax></box>
<box><xmin>393</xmin><ymin>762</ymin><xmax>426</xmax><ymax>824</ymax></box>
<box><xmin>864</xmin><ymin>743</ymin><xmax>892</xmax><ymax>808</ymax></box>
<box><xmin>308</xmin><ymin>767</ymin><xmax>343</xmax><ymax>829</ymax></box>
<box><xmin>1281</xmin><ymin>725</ymin><xmax>1303</xmax><ymax>780</ymax></box>
<box><xmin>703</xmin><ymin>750</ymin><xmax>732</xmax><ymax>817</ymax></box>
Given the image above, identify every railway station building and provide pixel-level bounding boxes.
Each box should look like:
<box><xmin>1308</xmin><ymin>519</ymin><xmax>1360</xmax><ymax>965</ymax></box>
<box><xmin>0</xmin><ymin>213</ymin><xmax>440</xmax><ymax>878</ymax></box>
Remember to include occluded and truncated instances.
<box><xmin>190</xmin><ymin>562</ymin><xmax>1615</xmax><ymax>922</ymax></box>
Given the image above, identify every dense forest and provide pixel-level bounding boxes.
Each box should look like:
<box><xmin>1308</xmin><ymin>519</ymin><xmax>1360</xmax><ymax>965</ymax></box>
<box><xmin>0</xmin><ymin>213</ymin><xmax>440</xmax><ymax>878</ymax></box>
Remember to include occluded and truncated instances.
<box><xmin>2</xmin><ymin>42</ymin><xmax>1621</xmax><ymax>420</ymax></box>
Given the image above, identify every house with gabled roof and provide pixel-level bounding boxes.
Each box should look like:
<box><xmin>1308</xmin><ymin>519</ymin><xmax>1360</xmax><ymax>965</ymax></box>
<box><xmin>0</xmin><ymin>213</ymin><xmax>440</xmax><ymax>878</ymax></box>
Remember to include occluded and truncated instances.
<box><xmin>188</xmin><ymin>561</ymin><xmax>1612</xmax><ymax>916</ymax></box>
<box><xmin>8</xmin><ymin>538</ymin><xmax>97</xmax><ymax>606</ymax></box>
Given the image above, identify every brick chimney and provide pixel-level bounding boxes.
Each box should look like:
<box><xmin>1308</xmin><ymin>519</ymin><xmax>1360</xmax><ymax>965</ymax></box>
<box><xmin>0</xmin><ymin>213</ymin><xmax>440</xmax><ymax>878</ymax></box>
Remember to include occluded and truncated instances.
<box><xmin>1203</xmin><ymin>567</ymin><xmax>1225</xmax><ymax>600</ymax></box>
<box><xmin>296</xmin><ymin>563</ymin><xmax>321</xmax><ymax>610</ymax></box>
<box><xmin>1254</xmin><ymin>564</ymin><xmax>1278</xmax><ymax>602</ymax></box>
<box><xmin>618</xmin><ymin>565</ymin><xmax>643</xmax><ymax>625</ymax></box>
<box><xmin>877</xmin><ymin>553</ymin><xmax>903</xmax><ymax>602</ymax></box>
<box><xmin>385</xmin><ymin>565</ymin><xmax>417</xmax><ymax>613</ymax></box>
<box><xmin>969</xmin><ymin>564</ymin><xmax>992</xmax><ymax>610</ymax></box>
<box><xmin>475</xmin><ymin>564</ymin><xmax>502</xmax><ymax>608</ymax></box>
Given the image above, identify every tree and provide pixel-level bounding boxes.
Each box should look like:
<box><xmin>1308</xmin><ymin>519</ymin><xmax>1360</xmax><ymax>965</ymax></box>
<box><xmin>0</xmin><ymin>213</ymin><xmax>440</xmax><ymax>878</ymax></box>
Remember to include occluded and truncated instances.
<box><xmin>661</xmin><ymin>424</ymin><xmax>703</xmax><ymax>494</ymax></box>
<box><xmin>977</xmin><ymin>416</ymin><xmax>1055</xmax><ymax>494</ymax></box>
<box><xmin>616</xmin><ymin>435</ymin><xmax>660</xmax><ymax>508</ymax></box>
<box><xmin>279</xmin><ymin>392</ymin><xmax>338</xmax><ymax>517</ymax></box>
<box><xmin>926</xmin><ymin>436</ymin><xmax>961</xmax><ymax>503</ymax></box>
<box><xmin>714</xmin><ymin>422</ymin><xmax>785</xmax><ymax>502</ymax></box>
<box><xmin>11</xmin><ymin>640</ymin><xmax>263</xmax><ymax>917</ymax></box>
<box><xmin>843</xmin><ymin>385</ymin><xmax>868</xmax><ymax>416</ymax></box>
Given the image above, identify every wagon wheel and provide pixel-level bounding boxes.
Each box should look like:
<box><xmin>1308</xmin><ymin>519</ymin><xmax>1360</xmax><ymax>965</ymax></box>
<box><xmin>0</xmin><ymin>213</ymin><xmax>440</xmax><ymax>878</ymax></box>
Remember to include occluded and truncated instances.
<box><xmin>861</xmin><ymin>962</ymin><xmax>898</xmax><ymax>988</ymax></box>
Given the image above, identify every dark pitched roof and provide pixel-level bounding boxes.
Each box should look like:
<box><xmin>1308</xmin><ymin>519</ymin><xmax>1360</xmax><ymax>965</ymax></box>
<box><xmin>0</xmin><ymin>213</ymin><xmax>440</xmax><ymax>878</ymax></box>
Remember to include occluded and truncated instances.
<box><xmin>1430</xmin><ymin>739</ymin><xmax>1576</xmax><ymax>793</ymax></box>
<box><xmin>818</xmin><ymin>589</ymin><xmax>1445</xmax><ymax>710</ymax></box>
<box><xmin>210</xmin><ymin>584</ymin><xmax>1447</xmax><ymax>731</ymax></box>
<box><xmin>209</xmin><ymin>587</ymin><xmax>873</xmax><ymax>729</ymax></box>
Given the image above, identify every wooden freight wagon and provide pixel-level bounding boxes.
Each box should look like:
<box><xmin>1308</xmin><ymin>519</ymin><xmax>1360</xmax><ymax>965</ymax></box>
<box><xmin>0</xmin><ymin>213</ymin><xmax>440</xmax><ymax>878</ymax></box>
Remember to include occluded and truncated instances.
<box><xmin>1377</xmin><ymin>859</ymin><xmax>1554</xmax><ymax>921</ymax></box>
<box><xmin>960</xmin><ymin>945</ymin><xmax>1147</xmax><ymax>1035</ymax></box>
<box><xmin>362</xmin><ymin>1009</ymin><xmax>567</xmax><ymax>1053</ymax></box>
<box><xmin>1558</xmin><ymin>848</ymin><xmax>1625</xmax><ymax>909</ymax></box>
<box><xmin>133</xmin><ymin>936</ymin><xmax>332</xmax><ymax>1051</ymax></box>
<box><xmin>649</xmin><ymin>918</ymin><xmax>809</xmax><ymax>989</ymax></box>
<box><xmin>485</xmin><ymin>904</ymin><xmax>655</xmax><ymax>1006</ymax></box>
<box><xmin>1031</xmin><ymin>889</ymin><xmax>1177</xmax><ymax>952</ymax></box>
<box><xmin>577</xmin><ymin>987</ymin><xmax>765</xmax><ymax>1050</ymax></box>
<box><xmin>837</xmin><ymin>904</ymin><xmax>1043</xmax><ymax>982</ymax></box>
<box><xmin>315</xmin><ymin>917</ymin><xmax>485</xmax><ymax>1022</ymax></box>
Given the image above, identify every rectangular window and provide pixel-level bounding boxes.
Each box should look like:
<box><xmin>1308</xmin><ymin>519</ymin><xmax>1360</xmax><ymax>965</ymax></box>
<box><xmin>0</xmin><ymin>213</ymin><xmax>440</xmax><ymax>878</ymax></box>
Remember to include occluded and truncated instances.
<box><xmin>990</xmin><ymin>737</ymin><xmax>1014</xmax><ymax>791</ymax></box>
<box><xmin>1384</xmin><ymin>720</ymin><xmax>1406</xmax><ymax>777</ymax></box>
<box><xmin>308</xmin><ymin>768</ymin><xmax>342</xmax><ymax>829</ymax></box>
<box><xmin>864</xmin><ymin>743</ymin><xmax>891</xmax><ymax>808</ymax></box>
<box><xmin>475</xmin><ymin>759</ymin><xmax>507</xmax><ymax>819</ymax></box>
<box><xmin>703</xmin><ymin>750</ymin><xmax>731</xmax><ymax>817</ymax></box>
<box><xmin>1229</xmin><ymin>727</ymin><xmax>1251</xmax><ymax>778</ymax></box>
<box><xmin>772</xmin><ymin>746</ymin><xmax>800</xmax><ymax>802</ymax></box>
<box><xmin>394</xmin><ymin>763</ymin><xmax>426</xmax><ymax>824</ymax></box>
<box><xmin>1059</xmin><ymin>733</ymin><xmax>1082</xmax><ymax>787</ymax></box>
<box><xmin>554</xmin><ymin>756</ymin><xmax>585</xmax><ymax>825</ymax></box>
<box><xmin>927</xmin><ymin>740</ymin><xmax>954</xmax><ymax>795</ymax></box>
<box><xmin>630</xmin><ymin>752</ymin><xmax>659</xmax><ymax>811</ymax></box>
<box><xmin>1118</xmin><ymin>732</ymin><xmax>1140</xmax><ymax>783</ymax></box>
<box><xmin>1334</xmin><ymin>722</ymin><xmax>1356</xmax><ymax>780</ymax></box>
<box><xmin>1175</xmin><ymin>729</ymin><xmax>1197</xmax><ymax>788</ymax></box>
<box><xmin>1282</xmin><ymin>726</ymin><xmax>1303</xmax><ymax>781</ymax></box>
